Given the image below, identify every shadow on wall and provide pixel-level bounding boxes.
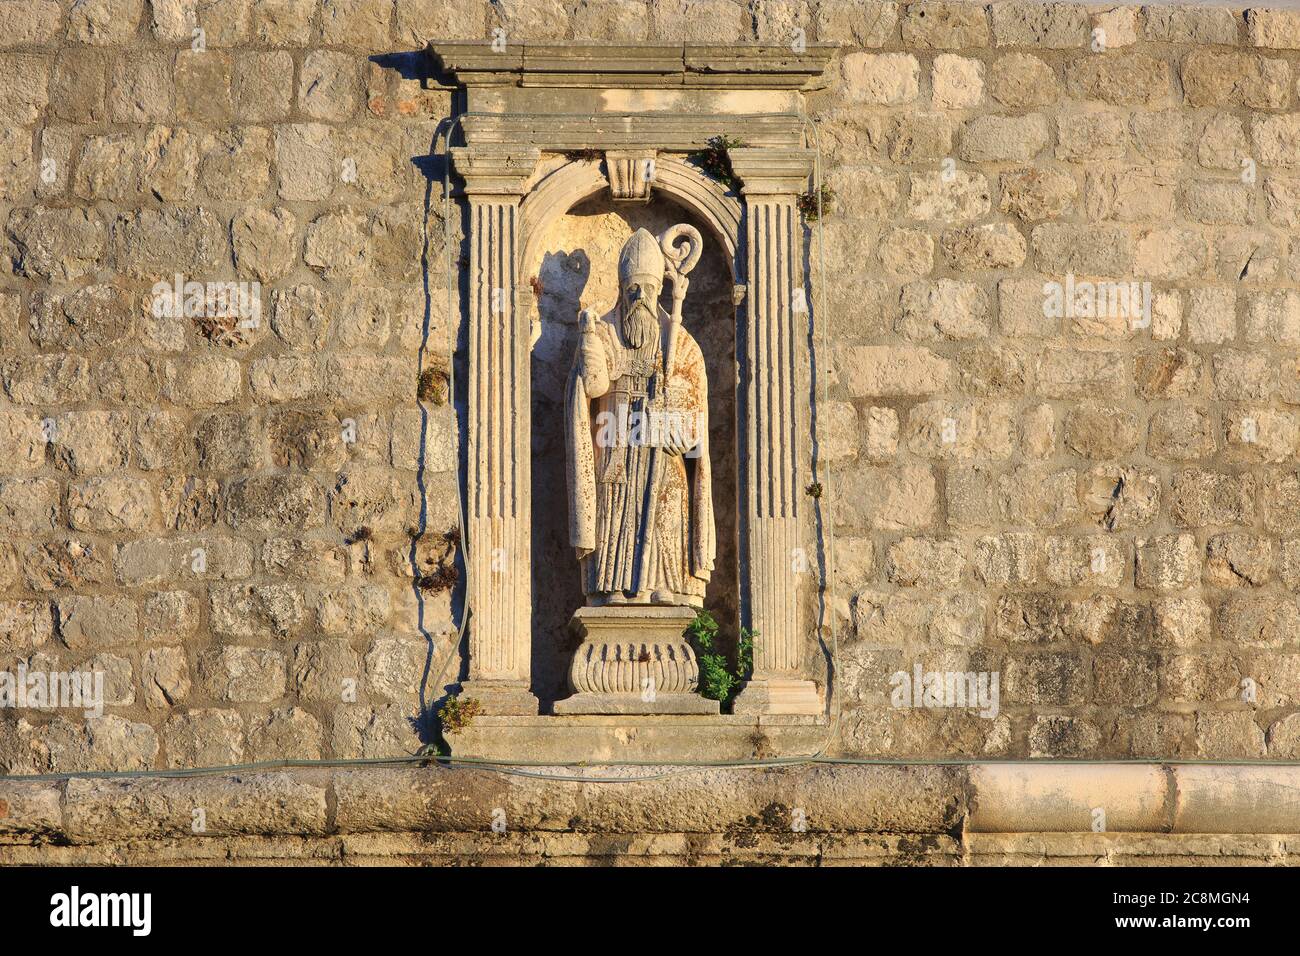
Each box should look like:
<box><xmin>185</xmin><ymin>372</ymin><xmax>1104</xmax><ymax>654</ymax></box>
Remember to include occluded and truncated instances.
<box><xmin>527</xmin><ymin>196</ymin><xmax>740</xmax><ymax>708</ymax></box>
<box><xmin>409</xmin><ymin>116</ymin><xmax>463</xmax><ymax>749</ymax></box>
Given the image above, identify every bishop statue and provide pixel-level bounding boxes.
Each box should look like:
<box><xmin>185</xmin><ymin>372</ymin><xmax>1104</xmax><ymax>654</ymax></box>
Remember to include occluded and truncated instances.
<box><xmin>564</xmin><ymin>226</ymin><xmax>715</xmax><ymax>608</ymax></box>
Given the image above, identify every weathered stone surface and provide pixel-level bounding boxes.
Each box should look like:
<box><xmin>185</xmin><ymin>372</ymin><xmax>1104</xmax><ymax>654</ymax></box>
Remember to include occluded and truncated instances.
<box><xmin>1000</xmin><ymin>166</ymin><xmax>1076</xmax><ymax>221</ymax></box>
<box><xmin>1182</xmin><ymin>50</ymin><xmax>1290</xmax><ymax>110</ymax></box>
<box><xmin>62</xmin><ymin>772</ymin><xmax>328</xmax><ymax>841</ymax></box>
<box><xmin>899</xmin><ymin>278</ymin><xmax>989</xmax><ymax>341</ymax></box>
<box><xmin>836</xmin><ymin>345</ymin><xmax>951</xmax><ymax>396</ymax></box>
<box><xmin>901</xmin><ymin>2</ymin><xmax>988</xmax><ymax>48</ymax></box>
<box><xmin>906</xmin><ymin>169</ymin><xmax>990</xmax><ymax>221</ymax></box>
<box><xmin>1066</xmin><ymin>52</ymin><xmax>1171</xmax><ymax>106</ymax></box>
<box><xmin>1246</xmin><ymin>8</ymin><xmax>1300</xmax><ymax>50</ymax></box>
<box><xmin>960</xmin><ymin>114</ymin><xmax>1049</xmax><ymax>163</ymax></box>
<box><xmin>990</xmin><ymin>1</ymin><xmax>1089</xmax><ymax>48</ymax></box>
<box><xmin>940</xmin><ymin>222</ymin><xmax>1027</xmax><ymax>271</ymax></box>
<box><xmin>6</xmin><ymin>206</ymin><xmax>105</xmax><ymax>281</ymax></box>
<box><xmin>931</xmin><ymin>53</ymin><xmax>982</xmax><ymax>109</ymax></box>
<box><xmin>1145</xmin><ymin>6</ymin><xmax>1238</xmax><ymax>45</ymax></box>
<box><xmin>841</xmin><ymin>53</ymin><xmax>919</xmax><ymax>105</ymax></box>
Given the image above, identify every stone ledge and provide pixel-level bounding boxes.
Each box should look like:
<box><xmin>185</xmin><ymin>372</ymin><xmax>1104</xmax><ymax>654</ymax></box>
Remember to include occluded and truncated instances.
<box><xmin>968</xmin><ymin>763</ymin><xmax>1300</xmax><ymax>835</ymax></box>
<box><xmin>968</xmin><ymin>763</ymin><xmax>1173</xmax><ymax>833</ymax></box>
<box><xmin>3</xmin><ymin>764</ymin><xmax>1300</xmax><ymax>859</ymax></box>
<box><xmin>332</xmin><ymin>763</ymin><xmax>965</xmax><ymax>836</ymax></box>
<box><xmin>964</xmin><ymin>832</ymin><xmax>1300</xmax><ymax>867</ymax></box>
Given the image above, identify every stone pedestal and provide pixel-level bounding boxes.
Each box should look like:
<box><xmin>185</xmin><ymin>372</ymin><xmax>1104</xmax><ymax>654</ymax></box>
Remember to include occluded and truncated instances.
<box><xmin>552</xmin><ymin>606</ymin><xmax>720</xmax><ymax>715</ymax></box>
<box><xmin>450</xmin><ymin>714</ymin><xmax>827</xmax><ymax>761</ymax></box>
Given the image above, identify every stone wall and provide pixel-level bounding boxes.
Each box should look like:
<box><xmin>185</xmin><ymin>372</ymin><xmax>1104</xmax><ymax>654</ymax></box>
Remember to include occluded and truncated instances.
<box><xmin>2</xmin><ymin>0</ymin><xmax>1300</xmax><ymax>780</ymax></box>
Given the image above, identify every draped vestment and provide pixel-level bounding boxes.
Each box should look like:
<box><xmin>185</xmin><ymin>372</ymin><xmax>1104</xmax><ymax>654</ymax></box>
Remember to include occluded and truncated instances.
<box><xmin>565</xmin><ymin>307</ymin><xmax>715</xmax><ymax>605</ymax></box>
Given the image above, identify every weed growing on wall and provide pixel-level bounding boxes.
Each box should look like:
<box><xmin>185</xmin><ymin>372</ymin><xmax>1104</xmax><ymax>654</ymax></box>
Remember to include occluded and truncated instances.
<box><xmin>685</xmin><ymin>610</ymin><xmax>755</xmax><ymax>706</ymax></box>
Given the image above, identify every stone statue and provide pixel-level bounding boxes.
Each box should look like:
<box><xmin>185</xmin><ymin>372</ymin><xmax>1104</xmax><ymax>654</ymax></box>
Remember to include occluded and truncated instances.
<box><xmin>565</xmin><ymin>225</ymin><xmax>715</xmax><ymax>608</ymax></box>
<box><xmin>555</xmin><ymin>224</ymin><xmax>720</xmax><ymax>714</ymax></box>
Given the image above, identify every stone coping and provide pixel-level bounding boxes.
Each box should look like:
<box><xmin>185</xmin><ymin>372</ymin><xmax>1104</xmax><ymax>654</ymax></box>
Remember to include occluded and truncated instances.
<box><xmin>2</xmin><ymin>763</ymin><xmax>1299</xmax><ymax>846</ymax></box>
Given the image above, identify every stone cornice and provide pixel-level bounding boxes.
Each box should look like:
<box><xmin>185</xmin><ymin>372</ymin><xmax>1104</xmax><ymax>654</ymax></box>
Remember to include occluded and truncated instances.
<box><xmin>459</xmin><ymin>113</ymin><xmax>806</xmax><ymax>151</ymax></box>
<box><xmin>428</xmin><ymin>41</ymin><xmax>837</xmax><ymax>90</ymax></box>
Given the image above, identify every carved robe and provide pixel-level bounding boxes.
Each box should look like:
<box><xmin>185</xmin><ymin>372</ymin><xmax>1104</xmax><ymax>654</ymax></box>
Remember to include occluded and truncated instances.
<box><xmin>566</xmin><ymin>306</ymin><xmax>715</xmax><ymax>605</ymax></box>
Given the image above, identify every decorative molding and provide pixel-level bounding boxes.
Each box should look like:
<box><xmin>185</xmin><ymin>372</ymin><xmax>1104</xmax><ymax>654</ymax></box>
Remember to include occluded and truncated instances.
<box><xmin>553</xmin><ymin>607</ymin><xmax>720</xmax><ymax>715</ymax></box>
<box><xmin>729</xmin><ymin>147</ymin><xmax>816</xmax><ymax>196</ymax></box>
<box><xmin>449</xmin><ymin>144</ymin><xmax>541</xmax><ymax>194</ymax></box>
<box><xmin>458</xmin><ymin>113</ymin><xmax>806</xmax><ymax>152</ymax></box>
<box><xmin>429</xmin><ymin>42</ymin><xmax>837</xmax><ymax>91</ymax></box>
<box><xmin>517</xmin><ymin>156</ymin><xmax>741</xmax><ymax>282</ymax></box>
<box><xmin>605</xmin><ymin>150</ymin><xmax>656</xmax><ymax>201</ymax></box>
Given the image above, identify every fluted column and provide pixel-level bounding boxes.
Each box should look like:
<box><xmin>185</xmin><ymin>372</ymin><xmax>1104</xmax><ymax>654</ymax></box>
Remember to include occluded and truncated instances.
<box><xmin>730</xmin><ymin>149</ymin><xmax>821</xmax><ymax>716</ymax></box>
<box><xmin>451</xmin><ymin>145</ymin><xmax>540</xmax><ymax>714</ymax></box>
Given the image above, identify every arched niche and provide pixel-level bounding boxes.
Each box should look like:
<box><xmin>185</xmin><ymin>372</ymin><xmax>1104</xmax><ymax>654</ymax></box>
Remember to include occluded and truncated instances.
<box><xmin>521</xmin><ymin>171</ymin><xmax>742</xmax><ymax>706</ymax></box>
<box><xmin>518</xmin><ymin>156</ymin><xmax>743</xmax><ymax>290</ymax></box>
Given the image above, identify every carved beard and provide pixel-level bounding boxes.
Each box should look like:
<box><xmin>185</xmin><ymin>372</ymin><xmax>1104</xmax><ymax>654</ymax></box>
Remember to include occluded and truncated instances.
<box><xmin>621</xmin><ymin>300</ymin><xmax>658</xmax><ymax>351</ymax></box>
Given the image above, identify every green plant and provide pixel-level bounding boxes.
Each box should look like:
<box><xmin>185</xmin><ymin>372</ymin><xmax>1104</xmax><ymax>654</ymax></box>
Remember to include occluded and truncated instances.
<box><xmin>437</xmin><ymin>695</ymin><xmax>482</xmax><ymax>735</ymax></box>
<box><xmin>737</xmin><ymin>626</ymin><xmax>754</xmax><ymax>683</ymax></box>
<box><xmin>798</xmin><ymin>184</ymin><xmax>836</xmax><ymax>222</ymax></box>
<box><xmin>688</xmin><ymin>135</ymin><xmax>746</xmax><ymax>190</ymax></box>
<box><xmin>417</xmin><ymin>741</ymin><xmax>449</xmax><ymax>759</ymax></box>
<box><xmin>684</xmin><ymin>610</ymin><xmax>757</xmax><ymax>706</ymax></box>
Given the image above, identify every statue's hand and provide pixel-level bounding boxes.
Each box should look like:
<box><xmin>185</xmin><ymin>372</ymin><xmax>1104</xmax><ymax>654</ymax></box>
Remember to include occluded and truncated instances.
<box><xmin>662</xmin><ymin>428</ymin><xmax>693</xmax><ymax>457</ymax></box>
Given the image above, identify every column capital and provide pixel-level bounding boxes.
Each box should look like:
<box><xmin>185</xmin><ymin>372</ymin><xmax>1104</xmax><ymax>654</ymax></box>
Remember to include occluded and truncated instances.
<box><xmin>450</xmin><ymin>145</ymin><xmax>541</xmax><ymax>196</ymax></box>
<box><xmin>729</xmin><ymin>147</ymin><xmax>815</xmax><ymax>197</ymax></box>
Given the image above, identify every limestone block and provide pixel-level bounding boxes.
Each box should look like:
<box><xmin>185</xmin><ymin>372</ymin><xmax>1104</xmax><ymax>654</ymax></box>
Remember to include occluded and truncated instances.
<box><xmin>6</xmin><ymin>206</ymin><xmax>105</xmax><ymax>282</ymax></box>
<box><xmin>841</xmin><ymin>53</ymin><xmax>919</xmax><ymax>105</ymax></box>
<box><xmin>292</xmin><ymin>640</ymin><xmax>362</xmax><ymax>703</ymax></box>
<box><xmin>1182</xmin><ymin>50</ymin><xmax>1290</xmax><ymax>109</ymax></box>
<box><xmin>999</xmin><ymin>166</ymin><xmax>1076</xmax><ymax>221</ymax></box>
<box><xmin>906</xmin><ymin>169</ymin><xmax>990</xmax><ymax>222</ymax></box>
<box><xmin>990</xmin><ymin>1</ymin><xmax>1090</xmax><ymax>48</ymax></box>
<box><xmin>960</xmin><ymin>114</ymin><xmax>1049</xmax><ymax>163</ymax></box>
<box><xmin>989</xmin><ymin>54</ymin><xmax>1058</xmax><ymax>111</ymax></box>
<box><xmin>141</xmin><ymin>646</ymin><xmax>192</xmax><ymax>708</ymax></box>
<box><xmin>931</xmin><ymin>53</ymin><xmax>982</xmax><ymax>109</ymax></box>
<box><xmin>251</xmin><ymin>0</ymin><xmax>318</xmax><ymax>44</ymax></box>
<box><xmin>900</xmin><ymin>2</ymin><xmax>989</xmax><ymax>49</ymax></box>
<box><xmin>1246</xmin><ymin>8</ymin><xmax>1300</xmax><ymax>49</ymax></box>
<box><xmin>247</xmin><ymin>707</ymin><xmax>323</xmax><ymax>761</ymax></box>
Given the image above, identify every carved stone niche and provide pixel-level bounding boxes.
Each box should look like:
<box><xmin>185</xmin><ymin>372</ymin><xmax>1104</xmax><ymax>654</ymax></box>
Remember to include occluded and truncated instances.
<box><xmin>429</xmin><ymin>42</ymin><xmax>836</xmax><ymax>760</ymax></box>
